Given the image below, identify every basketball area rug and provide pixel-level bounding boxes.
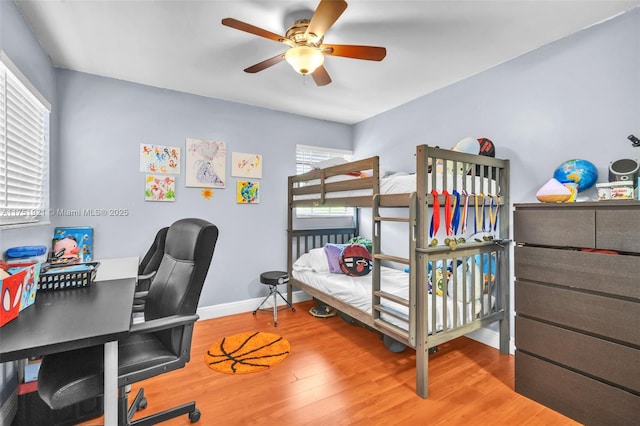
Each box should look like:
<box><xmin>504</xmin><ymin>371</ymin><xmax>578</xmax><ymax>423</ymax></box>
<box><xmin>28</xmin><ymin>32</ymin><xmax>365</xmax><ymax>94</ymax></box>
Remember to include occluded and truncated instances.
<box><xmin>204</xmin><ymin>331</ymin><xmax>290</xmax><ymax>374</ymax></box>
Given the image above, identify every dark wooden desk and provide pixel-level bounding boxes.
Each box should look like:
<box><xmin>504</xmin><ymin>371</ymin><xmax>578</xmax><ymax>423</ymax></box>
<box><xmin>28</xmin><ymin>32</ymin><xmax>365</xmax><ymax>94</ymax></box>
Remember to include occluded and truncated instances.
<box><xmin>0</xmin><ymin>278</ymin><xmax>136</xmax><ymax>426</ymax></box>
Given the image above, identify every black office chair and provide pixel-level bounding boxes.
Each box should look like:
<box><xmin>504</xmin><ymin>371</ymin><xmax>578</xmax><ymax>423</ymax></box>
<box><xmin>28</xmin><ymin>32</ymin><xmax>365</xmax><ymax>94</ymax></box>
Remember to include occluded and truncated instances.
<box><xmin>133</xmin><ymin>226</ymin><xmax>169</xmax><ymax>312</ymax></box>
<box><xmin>37</xmin><ymin>218</ymin><xmax>219</xmax><ymax>425</ymax></box>
<box><xmin>137</xmin><ymin>226</ymin><xmax>169</xmax><ymax>291</ymax></box>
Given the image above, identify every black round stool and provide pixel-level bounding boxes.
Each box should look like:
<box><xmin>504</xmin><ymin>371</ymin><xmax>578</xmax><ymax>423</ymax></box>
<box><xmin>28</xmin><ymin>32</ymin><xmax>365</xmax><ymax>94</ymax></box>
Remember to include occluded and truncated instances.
<box><xmin>252</xmin><ymin>271</ymin><xmax>296</xmax><ymax>327</ymax></box>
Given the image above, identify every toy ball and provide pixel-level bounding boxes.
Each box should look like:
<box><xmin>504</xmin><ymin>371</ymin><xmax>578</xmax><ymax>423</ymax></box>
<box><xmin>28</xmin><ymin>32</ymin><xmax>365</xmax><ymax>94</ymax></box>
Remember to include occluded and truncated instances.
<box><xmin>452</xmin><ymin>137</ymin><xmax>480</xmax><ymax>155</ymax></box>
<box><xmin>339</xmin><ymin>244</ymin><xmax>372</xmax><ymax>277</ymax></box>
<box><xmin>437</xmin><ymin>137</ymin><xmax>479</xmax><ymax>175</ymax></box>
<box><xmin>553</xmin><ymin>159</ymin><xmax>598</xmax><ymax>192</ymax></box>
<box><xmin>478</xmin><ymin>138</ymin><xmax>495</xmax><ymax>157</ymax></box>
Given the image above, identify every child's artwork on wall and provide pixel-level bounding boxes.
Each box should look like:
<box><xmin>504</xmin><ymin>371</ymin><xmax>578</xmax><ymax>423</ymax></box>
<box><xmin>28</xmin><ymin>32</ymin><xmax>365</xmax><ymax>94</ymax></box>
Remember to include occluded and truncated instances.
<box><xmin>145</xmin><ymin>175</ymin><xmax>176</xmax><ymax>202</ymax></box>
<box><xmin>186</xmin><ymin>138</ymin><xmax>226</xmax><ymax>188</ymax></box>
<box><xmin>201</xmin><ymin>188</ymin><xmax>213</xmax><ymax>199</ymax></box>
<box><xmin>140</xmin><ymin>144</ymin><xmax>181</xmax><ymax>174</ymax></box>
<box><xmin>231</xmin><ymin>152</ymin><xmax>262</xmax><ymax>178</ymax></box>
<box><xmin>237</xmin><ymin>180</ymin><xmax>259</xmax><ymax>204</ymax></box>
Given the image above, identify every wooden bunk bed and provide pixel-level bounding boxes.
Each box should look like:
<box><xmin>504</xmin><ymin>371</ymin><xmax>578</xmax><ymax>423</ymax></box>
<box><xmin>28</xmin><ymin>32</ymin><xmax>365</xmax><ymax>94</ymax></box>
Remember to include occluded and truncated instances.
<box><xmin>286</xmin><ymin>145</ymin><xmax>511</xmax><ymax>398</ymax></box>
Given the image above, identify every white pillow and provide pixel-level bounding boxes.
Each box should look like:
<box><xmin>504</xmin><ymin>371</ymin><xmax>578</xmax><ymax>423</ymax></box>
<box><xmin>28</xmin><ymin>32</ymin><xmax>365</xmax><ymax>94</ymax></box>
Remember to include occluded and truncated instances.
<box><xmin>386</xmin><ymin>171</ymin><xmax>409</xmax><ymax>178</ymax></box>
<box><xmin>295</xmin><ymin>248</ymin><xmax>330</xmax><ymax>273</ymax></box>
<box><xmin>292</xmin><ymin>253</ymin><xmax>313</xmax><ymax>271</ymax></box>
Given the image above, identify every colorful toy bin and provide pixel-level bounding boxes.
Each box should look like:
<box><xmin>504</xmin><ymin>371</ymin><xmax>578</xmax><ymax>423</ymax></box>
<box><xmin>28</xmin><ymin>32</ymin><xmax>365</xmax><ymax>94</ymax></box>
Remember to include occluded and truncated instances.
<box><xmin>1</xmin><ymin>263</ymin><xmax>42</xmax><ymax>327</ymax></box>
<box><xmin>8</xmin><ymin>263</ymin><xmax>41</xmax><ymax>311</ymax></box>
<box><xmin>1</xmin><ymin>268</ymin><xmax>28</xmax><ymax>327</ymax></box>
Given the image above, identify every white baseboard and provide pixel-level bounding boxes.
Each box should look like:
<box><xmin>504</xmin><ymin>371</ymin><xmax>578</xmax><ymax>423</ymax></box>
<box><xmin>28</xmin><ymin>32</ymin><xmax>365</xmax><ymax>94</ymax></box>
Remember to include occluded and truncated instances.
<box><xmin>197</xmin><ymin>290</ymin><xmax>312</xmax><ymax>321</ymax></box>
<box><xmin>197</xmin><ymin>292</ymin><xmax>515</xmax><ymax>354</ymax></box>
<box><xmin>466</xmin><ymin>327</ymin><xmax>499</xmax><ymax>350</ymax></box>
<box><xmin>466</xmin><ymin>327</ymin><xmax>516</xmax><ymax>355</ymax></box>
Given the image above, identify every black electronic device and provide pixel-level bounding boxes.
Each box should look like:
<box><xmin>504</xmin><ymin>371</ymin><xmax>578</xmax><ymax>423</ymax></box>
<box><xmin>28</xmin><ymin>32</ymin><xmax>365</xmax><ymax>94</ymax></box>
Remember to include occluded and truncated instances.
<box><xmin>609</xmin><ymin>158</ymin><xmax>639</xmax><ymax>187</ymax></box>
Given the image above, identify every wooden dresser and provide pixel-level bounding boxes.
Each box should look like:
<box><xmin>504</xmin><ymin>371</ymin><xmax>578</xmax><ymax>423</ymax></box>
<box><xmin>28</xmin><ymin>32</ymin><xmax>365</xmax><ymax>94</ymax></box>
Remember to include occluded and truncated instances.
<box><xmin>514</xmin><ymin>201</ymin><xmax>640</xmax><ymax>426</ymax></box>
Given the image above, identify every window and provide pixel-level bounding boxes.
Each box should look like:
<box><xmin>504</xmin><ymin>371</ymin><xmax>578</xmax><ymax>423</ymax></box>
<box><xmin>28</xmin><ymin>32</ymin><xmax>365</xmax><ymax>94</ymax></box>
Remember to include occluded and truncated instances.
<box><xmin>295</xmin><ymin>144</ymin><xmax>354</xmax><ymax>218</ymax></box>
<box><xmin>0</xmin><ymin>52</ymin><xmax>50</xmax><ymax>226</ymax></box>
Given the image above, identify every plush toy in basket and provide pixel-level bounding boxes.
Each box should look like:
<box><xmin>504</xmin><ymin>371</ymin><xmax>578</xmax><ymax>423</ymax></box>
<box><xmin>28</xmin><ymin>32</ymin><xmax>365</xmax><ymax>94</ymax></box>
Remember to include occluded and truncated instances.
<box><xmin>52</xmin><ymin>227</ymin><xmax>94</xmax><ymax>263</ymax></box>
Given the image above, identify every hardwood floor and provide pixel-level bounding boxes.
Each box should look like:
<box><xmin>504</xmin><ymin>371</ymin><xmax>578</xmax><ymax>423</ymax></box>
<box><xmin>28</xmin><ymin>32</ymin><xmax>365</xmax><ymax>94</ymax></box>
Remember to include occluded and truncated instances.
<box><xmin>82</xmin><ymin>300</ymin><xmax>579</xmax><ymax>425</ymax></box>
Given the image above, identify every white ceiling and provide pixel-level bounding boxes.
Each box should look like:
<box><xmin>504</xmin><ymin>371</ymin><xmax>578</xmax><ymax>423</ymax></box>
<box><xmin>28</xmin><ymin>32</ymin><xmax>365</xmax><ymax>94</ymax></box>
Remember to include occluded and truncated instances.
<box><xmin>15</xmin><ymin>0</ymin><xmax>639</xmax><ymax>124</ymax></box>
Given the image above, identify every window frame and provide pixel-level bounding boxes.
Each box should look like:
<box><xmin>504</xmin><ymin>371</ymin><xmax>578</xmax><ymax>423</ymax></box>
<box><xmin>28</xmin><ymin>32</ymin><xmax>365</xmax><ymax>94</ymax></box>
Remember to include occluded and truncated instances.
<box><xmin>0</xmin><ymin>51</ymin><xmax>50</xmax><ymax>227</ymax></box>
<box><xmin>295</xmin><ymin>144</ymin><xmax>355</xmax><ymax>219</ymax></box>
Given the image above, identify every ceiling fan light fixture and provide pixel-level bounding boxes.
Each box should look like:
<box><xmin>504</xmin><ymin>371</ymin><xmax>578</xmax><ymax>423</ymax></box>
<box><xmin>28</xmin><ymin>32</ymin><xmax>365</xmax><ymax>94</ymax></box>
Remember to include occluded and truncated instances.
<box><xmin>285</xmin><ymin>45</ymin><xmax>324</xmax><ymax>75</ymax></box>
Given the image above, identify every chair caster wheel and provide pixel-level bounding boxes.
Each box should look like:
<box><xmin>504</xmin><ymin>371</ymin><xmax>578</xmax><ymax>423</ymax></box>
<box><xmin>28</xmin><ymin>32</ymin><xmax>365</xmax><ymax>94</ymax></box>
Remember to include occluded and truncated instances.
<box><xmin>189</xmin><ymin>408</ymin><xmax>201</xmax><ymax>423</ymax></box>
<box><xmin>252</xmin><ymin>310</ymin><xmax>257</xmax><ymax>315</ymax></box>
<box><xmin>292</xmin><ymin>307</ymin><xmax>296</xmax><ymax>312</ymax></box>
<box><xmin>138</xmin><ymin>396</ymin><xmax>147</xmax><ymax>410</ymax></box>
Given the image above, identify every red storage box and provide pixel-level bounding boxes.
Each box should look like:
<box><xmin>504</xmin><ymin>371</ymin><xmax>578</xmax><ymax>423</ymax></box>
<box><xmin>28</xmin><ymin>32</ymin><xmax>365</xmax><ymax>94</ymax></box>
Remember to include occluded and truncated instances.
<box><xmin>1</xmin><ymin>268</ymin><xmax>28</xmax><ymax>327</ymax></box>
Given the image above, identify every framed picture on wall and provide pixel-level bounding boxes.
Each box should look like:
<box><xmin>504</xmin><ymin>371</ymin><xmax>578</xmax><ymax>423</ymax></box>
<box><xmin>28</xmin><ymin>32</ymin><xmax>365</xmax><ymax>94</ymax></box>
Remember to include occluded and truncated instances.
<box><xmin>145</xmin><ymin>175</ymin><xmax>176</xmax><ymax>202</ymax></box>
<box><xmin>140</xmin><ymin>144</ymin><xmax>180</xmax><ymax>174</ymax></box>
<box><xmin>236</xmin><ymin>180</ymin><xmax>259</xmax><ymax>204</ymax></box>
<box><xmin>231</xmin><ymin>152</ymin><xmax>262</xmax><ymax>178</ymax></box>
<box><xmin>185</xmin><ymin>138</ymin><xmax>226</xmax><ymax>188</ymax></box>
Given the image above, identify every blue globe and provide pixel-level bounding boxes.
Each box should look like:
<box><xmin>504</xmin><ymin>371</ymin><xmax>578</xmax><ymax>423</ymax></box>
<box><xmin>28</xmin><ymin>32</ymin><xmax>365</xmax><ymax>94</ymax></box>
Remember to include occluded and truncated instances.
<box><xmin>553</xmin><ymin>159</ymin><xmax>598</xmax><ymax>192</ymax></box>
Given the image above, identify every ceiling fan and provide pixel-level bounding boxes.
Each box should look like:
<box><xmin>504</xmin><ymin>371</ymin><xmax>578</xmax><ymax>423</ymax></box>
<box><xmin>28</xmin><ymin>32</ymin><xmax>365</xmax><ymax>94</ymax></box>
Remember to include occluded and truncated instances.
<box><xmin>221</xmin><ymin>0</ymin><xmax>386</xmax><ymax>86</ymax></box>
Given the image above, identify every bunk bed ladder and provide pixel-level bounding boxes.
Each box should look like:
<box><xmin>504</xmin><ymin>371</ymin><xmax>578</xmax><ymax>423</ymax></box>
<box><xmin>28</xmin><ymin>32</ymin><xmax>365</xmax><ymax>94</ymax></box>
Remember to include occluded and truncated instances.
<box><xmin>371</xmin><ymin>193</ymin><xmax>418</xmax><ymax>348</ymax></box>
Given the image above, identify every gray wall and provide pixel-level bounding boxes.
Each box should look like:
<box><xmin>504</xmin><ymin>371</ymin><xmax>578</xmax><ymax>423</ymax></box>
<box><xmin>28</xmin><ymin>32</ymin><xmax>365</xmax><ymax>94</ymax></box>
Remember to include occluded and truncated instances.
<box><xmin>354</xmin><ymin>8</ymin><xmax>639</xmax><ymax>202</ymax></box>
<box><xmin>353</xmin><ymin>7</ymin><xmax>640</xmax><ymax>347</ymax></box>
<box><xmin>353</xmin><ymin>6</ymin><xmax>639</xmax><ymax>247</ymax></box>
<box><xmin>53</xmin><ymin>69</ymin><xmax>352</xmax><ymax>308</ymax></box>
<box><xmin>0</xmin><ymin>0</ymin><xmax>57</xmax><ymax>255</ymax></box>
<box><xmin>0</xmin><ymin>0</ymin><xmax>58</xmax><ymax>419</ymax></box>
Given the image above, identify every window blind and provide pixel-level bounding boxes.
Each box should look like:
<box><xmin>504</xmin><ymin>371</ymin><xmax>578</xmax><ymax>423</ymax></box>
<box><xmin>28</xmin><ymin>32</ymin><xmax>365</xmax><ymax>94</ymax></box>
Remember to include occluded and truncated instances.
<box><xmin>295</xmin><ymin>144</ymin><xmax>354</xmax><ymax>218</ymax></box>
<box><xmin>0</xmin><ymin>53</ymin><xmax>50</xmax><ymax>225</ymax></box>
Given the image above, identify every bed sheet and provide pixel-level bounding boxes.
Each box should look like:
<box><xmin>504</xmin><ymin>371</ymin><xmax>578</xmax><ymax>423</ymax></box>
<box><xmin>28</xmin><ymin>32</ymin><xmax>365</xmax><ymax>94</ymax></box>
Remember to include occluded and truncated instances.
<box><xmin>293</xmin><ymin>251</ymin><xmax>490</xmax><ymax>334</ymax></box>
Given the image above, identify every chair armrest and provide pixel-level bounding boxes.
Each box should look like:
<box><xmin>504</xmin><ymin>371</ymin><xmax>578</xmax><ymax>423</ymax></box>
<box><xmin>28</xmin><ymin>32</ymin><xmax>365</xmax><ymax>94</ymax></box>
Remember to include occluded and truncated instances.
<box><xmin>132</xmin><ymin>291</ymin><xmax>149</xmax><ymax>313</ymax></box>
<box><xmin>129</xmin><ymin>314</ymin><xmax>199</xmax><ymax>334</ymax></box>
<box><xmin>137</xmin><ymin>270</ymin><xmax>157</xmax><ymax>282</ymax></box>
<box><xmin>134</xmin><ymin>291</ymin><xmax>149</xmax><ymax>300</ymax></box>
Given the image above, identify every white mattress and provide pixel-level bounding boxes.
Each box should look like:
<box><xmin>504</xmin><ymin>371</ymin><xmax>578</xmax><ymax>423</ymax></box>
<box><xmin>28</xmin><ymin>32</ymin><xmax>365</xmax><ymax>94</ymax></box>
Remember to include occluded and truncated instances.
<box><xmin>293</xmin><ymin>250</ymin><xmax>491</xmax><ymax>334</ymax></box>
<box><xmin>293</xmin><ymin>172</ymin><xmax>499</xmax><ymax>201</ymax></box>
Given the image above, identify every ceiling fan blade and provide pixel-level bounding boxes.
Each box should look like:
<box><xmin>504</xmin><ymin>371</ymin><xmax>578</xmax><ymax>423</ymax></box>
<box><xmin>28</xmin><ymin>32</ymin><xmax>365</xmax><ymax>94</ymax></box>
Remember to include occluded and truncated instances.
<box><xmin>306</xmin><ymin>0</ymin><xmax>347</xmax><ymax>39</ymax></box>
<box><xmin>244</xmin><ymin>53</ymin><xmax>286</xmax><ymax>73</ymax></box>
<box><xmin>311</xmin><ymin>65</ymin><xmax>332</xmax><ymax>86</ymax></box>
<box><xmin>222</xmin><ymin>18</ymin><xmax>287</xmax><ymax>44</ymax></box>
<box><xmin>322</xmin><ymin>44</ymin><xmax>387</xmax><ymax>61</ymax></box>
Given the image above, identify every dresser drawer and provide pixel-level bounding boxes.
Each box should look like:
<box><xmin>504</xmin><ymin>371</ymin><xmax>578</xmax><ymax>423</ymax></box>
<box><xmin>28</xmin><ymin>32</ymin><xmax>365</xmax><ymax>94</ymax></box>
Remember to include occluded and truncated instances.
<box><xmin>515</xmin><ymin>246</ymin><xmax>640</xmax><ymax>299</ymax></box>
<box><xmin>515</xmin><ymin>351</ymin><xmax>640</xmax><ymax>426</ymax></box>
<box><xmin>596</xmin><ymin>209</ymin><xmax>640</xmax><ymax>252</ymax></box>
<box><xmin>514</xmin><ymin>209</ymin><xmax>595</xmax><ymax>247</ymax></box>
<box><xmin>516</xmin><ymin>316</ymin><xmax>640</xmax><ymax>392</ymax></box>
<box><xmin>515</xmin><ymin>281</ymin><xmax>640</xmax><ymax>345</ymax></box>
